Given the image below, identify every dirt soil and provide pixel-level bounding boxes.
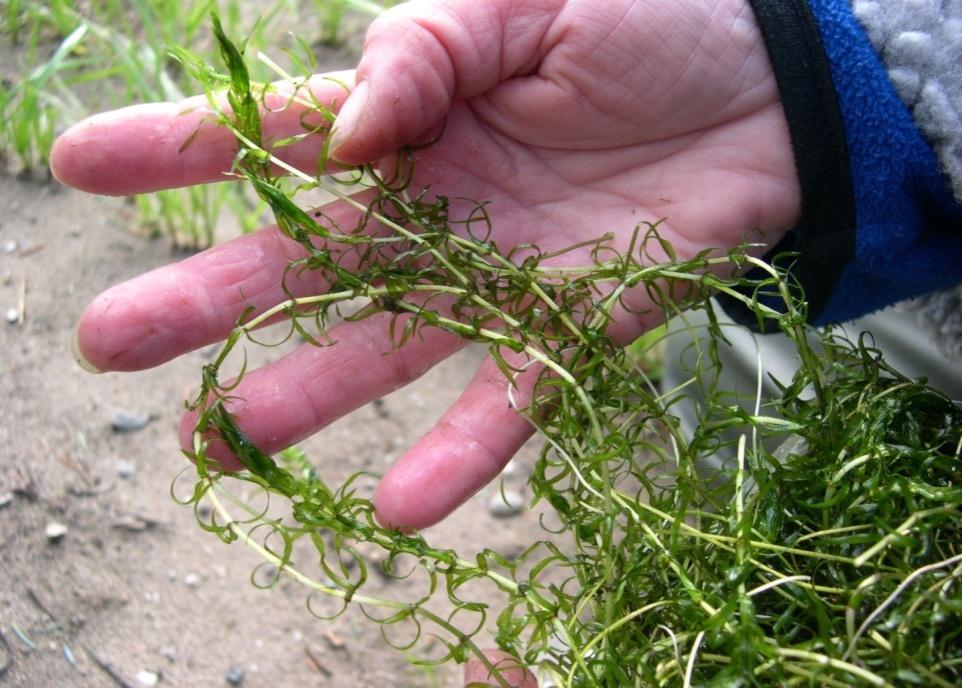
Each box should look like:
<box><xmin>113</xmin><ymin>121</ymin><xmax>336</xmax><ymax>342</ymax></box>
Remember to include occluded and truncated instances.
<box><xmin>0</xmin><ymin>22</ymin><xmax>548</xmax><ymax>684</ymax></box>
<box><xmin>0</xmin><ymin>173</ymin><xmax>549</xmax><ymax>688</ymax></box>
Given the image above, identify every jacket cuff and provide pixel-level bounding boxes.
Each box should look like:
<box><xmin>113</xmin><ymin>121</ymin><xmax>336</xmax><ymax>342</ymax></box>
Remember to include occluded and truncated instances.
<box><xmin>728</xmin><ymin>0</ymin><xmax>962</xmax><ymax>327</ymax></box>
<box><xmin>743</xmin><ymin>0</ymin><xmax>854</xmax><ymax>324</ymax></box>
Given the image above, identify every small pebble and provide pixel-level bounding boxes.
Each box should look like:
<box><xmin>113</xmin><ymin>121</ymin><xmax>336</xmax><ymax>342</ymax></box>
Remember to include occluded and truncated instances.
<box><xmin>116</xmin><ymin>460</ymin><xmax>136</xmax><ymax>479</ymax></box>
<box><xmin>63</xmin><ymin>644</ymin><xmax>77</xmax><ymax>666</ymax></box>
<box><xmin>112</xmin><ymin>514</ymin><xmax>150</xmax><ymax>532</ymax></box>
<box><xmin>184</xmin><ymin>573</ymin><xmax>200</xmax><ymax>588</ymax></box>
<box><xmin>501</xmin><ymin>459</ymin><xmax>521</xmax><ymax>477</ymax></box>
<box><xmin>225</xmin><ymin>666</ymin><xmax>245</xmax><ymax>686</ymax></box>
<box><xmin>3</xmin><ymin>239</ymin><xmax>18</xmax><ymax>254</ymax></box>
<box><xmin>323</xmin><ymin>629</ymin><xmax>345</xmax><ymax>650</ymax></box>
<box><xmin>5</xmin><ymin>307</ymin><xmax>19</xmax><ymax>323</ymax></box>
<box><xmin>0</xmin><ymin>492</ymin><xmax>13</xmax><ymax>508</ymax></box>
<box><xmin>111</xmin><ymin>411</ymin><xmax>153</xmax><ymax>433</ymax></box>
<box><xmin>487</xmin><ymin>490</ymin><xmax>525</xmax><ymax>518</ymax></box>
<box><xmin>45</xmin><ymin>521</ymin><xmax>68</xmax><ymax>541</ymax></box>
<box><xmin>159</xmin><ymin>645</ymin><xmax>176</xmax><ymax>661</ymax></box>
<box><xmin>136</xmin><ymin>670</ymin><xmax>159</xmax><ymax>686</ymax></box>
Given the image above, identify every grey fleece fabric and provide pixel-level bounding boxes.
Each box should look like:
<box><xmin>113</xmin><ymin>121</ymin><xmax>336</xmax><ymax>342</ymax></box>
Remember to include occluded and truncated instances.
<box><xmin>851</xmin><ymin>0</ymin><xmax>962</xmax><ymax>361</ymax></box>
<box><xmin>852</xmin><ymin>0</ymin><xmax>962</xmax><ymax>201</ymax></box>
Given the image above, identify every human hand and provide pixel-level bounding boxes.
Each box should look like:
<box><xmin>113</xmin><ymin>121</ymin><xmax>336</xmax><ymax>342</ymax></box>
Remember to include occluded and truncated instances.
<box><xmin>51</xmin><ymin>0</ymin><xmax>799</xmax><ymax>531</ymax></box>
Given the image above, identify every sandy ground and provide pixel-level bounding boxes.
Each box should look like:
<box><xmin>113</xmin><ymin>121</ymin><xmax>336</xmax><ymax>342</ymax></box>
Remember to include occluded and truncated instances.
<box><xmin>0</xmin><ymin>173</ymin><xmax>548</xmax><ymax>688</ymax></box>
<box><xmin>0</xmin><ymin>20</ymin><xmax>546</xmax><ymax>687</ymax></box>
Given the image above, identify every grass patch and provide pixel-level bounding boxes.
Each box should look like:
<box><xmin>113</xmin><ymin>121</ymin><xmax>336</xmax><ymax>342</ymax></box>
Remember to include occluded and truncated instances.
<box><xmin>1</xmin><ymin>0</ymin><xmax>394</xmax><ymax>246</ymax></box>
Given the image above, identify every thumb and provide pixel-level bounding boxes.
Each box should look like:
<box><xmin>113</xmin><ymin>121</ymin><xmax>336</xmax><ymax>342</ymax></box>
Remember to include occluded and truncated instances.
<box><xmin>464</xmin><ymin>650</ymin><xmax>538</xmax><ymax>688</ymax></box>
<box><xmin>329</xmin><ymin>0</ymin><xmax>560</xmax><ymax>164</ymax></box>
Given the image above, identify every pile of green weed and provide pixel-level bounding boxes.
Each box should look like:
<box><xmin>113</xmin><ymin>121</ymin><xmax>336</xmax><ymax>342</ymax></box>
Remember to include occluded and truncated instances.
<box><xmin>178</xmin><ymin>19</ymin><xmax>962</xmax><ymax>687</ymax></box>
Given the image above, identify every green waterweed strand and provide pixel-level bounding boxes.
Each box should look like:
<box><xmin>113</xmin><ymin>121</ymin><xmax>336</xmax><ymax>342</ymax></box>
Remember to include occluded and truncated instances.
<box><xmin>176</xmin><ymin>18</ymin><xmax>962</xmax><ymax>686</ymax></box>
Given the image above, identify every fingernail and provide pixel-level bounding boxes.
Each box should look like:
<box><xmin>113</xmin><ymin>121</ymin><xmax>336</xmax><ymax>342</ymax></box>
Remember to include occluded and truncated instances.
<box><xmin>72</xmin><ymin>330</ymin><xmax>102</xmax><ymax>374</ymax></box>
<box><xmin>329</xmin><ymin>80</ymin><xmax>369</xmax><ymax>159</ymax></box>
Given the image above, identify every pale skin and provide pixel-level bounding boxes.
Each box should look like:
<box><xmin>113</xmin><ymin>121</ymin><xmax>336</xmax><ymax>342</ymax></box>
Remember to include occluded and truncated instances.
<box><xmin>51</xmin><ymin>1</ymin><xmax>799</xmax><ymax>683</ymax></box>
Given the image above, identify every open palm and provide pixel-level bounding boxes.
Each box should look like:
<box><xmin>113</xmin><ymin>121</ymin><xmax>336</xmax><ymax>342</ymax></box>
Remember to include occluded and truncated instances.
<box><xmin>51</xmin><ymin>0</ymin><xmax>799</xmax><ymax>530</ymax></box>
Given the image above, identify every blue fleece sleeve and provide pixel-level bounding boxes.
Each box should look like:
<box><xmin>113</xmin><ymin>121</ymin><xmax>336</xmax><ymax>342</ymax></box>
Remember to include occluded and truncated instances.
<box><xmin>806</xmin><ymin>0</ymin><xmax>962</xmax><ymax>324</ymax></box>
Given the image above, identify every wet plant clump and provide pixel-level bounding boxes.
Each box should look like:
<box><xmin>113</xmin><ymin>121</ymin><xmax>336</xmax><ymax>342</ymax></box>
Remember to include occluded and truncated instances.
<box><xmin>175</xmin><ymin>18</ymin><xmax>962</xmax><ymax>687</ymax></box>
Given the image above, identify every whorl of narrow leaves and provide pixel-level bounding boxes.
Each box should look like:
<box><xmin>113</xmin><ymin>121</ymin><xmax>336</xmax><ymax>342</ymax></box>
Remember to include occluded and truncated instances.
<box><xmin>174</xmin><ymin>17</ymin><xmax>962</xmax><ymax>687</ymax></box>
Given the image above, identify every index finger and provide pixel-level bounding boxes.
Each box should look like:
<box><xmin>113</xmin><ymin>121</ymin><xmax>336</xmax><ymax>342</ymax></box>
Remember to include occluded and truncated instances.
<box><xmin>50</xmin><ymin>71</ymin><xmax>355</xmax><ymax>196</ymax></box>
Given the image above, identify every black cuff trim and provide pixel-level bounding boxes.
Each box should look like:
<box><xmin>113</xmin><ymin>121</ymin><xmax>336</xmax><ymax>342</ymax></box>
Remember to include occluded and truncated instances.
<box><xmin>727</xmin><ymin>0</ymin><xmax>856</xmax><ymax>325</ymax></box>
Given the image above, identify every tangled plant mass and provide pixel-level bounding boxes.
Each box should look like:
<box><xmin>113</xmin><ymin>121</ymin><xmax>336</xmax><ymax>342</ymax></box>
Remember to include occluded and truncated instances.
<box><xmin>171</xmin><ymin>18</ymin><xmax>962</xmax><ymax>687</ymax></box>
